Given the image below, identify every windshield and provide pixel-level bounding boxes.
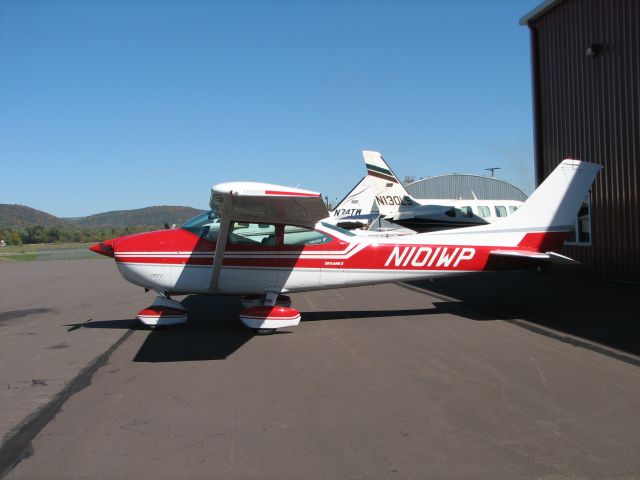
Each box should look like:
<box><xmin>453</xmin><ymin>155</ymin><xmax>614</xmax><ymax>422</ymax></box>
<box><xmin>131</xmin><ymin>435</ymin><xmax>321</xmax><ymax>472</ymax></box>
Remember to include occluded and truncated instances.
<box><xmin>320</xmin><ymin>221</ymin><xmax>356</xmax><ymax>237</ymax></box>
<box><xmin>182</xmin><ymin>210</ymin><xmax>221</xmax><ymax>241</ymax></box>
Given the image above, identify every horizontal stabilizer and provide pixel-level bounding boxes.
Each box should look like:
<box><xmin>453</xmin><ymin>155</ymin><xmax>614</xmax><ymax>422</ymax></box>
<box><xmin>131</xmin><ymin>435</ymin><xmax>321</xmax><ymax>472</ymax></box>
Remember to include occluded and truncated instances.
<box><xmin>490</xmin><ymin>249</ymin><xmax>578</xmax><ymax>265</ymax></box>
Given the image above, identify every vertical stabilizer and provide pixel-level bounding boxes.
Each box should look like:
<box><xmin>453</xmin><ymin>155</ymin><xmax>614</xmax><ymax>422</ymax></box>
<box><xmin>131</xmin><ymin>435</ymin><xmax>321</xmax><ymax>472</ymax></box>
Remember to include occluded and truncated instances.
<box><xmin>331</xmin><ymin>177</ymin><xmax>375</xmax><ymax>217</ymax></box>
<box><xmin>362</xmin><ymin>150</ymin><xmax>417</xmax><ymax>216</ymax></box>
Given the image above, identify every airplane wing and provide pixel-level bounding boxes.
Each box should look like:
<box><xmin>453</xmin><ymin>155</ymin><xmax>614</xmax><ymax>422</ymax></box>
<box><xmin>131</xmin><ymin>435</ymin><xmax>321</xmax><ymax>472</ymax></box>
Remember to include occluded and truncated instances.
<box><xmin>207</xmin><ymin>182</ymin><xmax>328</xmax><ymax>291</ymax></box>
<box><xmin>210</xmin><ymin>182</ymin><xmax>329</xmax><ymax>227</ymax></box>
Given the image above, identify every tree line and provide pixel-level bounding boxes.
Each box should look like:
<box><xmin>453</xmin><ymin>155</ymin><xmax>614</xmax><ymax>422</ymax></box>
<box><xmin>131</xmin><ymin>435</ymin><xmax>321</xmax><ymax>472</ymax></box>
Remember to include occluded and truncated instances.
<box><xmin>0</xmin><ymin>225</ymin><xmax>156</xmax><ymax>245</ymax></box>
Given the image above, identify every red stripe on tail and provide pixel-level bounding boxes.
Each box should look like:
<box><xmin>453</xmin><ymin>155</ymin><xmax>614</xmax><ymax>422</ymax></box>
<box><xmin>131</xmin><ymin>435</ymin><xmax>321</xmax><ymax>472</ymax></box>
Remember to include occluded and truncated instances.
<box><xmin>518</xmin><ymin>232</ymin><xmax>568</xmax><ymax>251</ymax></box>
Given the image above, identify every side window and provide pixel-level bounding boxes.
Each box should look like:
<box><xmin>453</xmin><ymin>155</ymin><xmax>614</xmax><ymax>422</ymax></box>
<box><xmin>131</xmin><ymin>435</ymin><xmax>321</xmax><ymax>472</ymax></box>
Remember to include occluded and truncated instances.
<box><xmin>508</xmin><ymin>205</ymin><xmax>519</xmax><ymax>214</ymax></box>
<box><xmin>227</xmin><ymin>222</ymin><xmax>276</xmax><ymax>246</ymax></box>
<box><xmin>283</xmin><ymin>225</ymin><xmax>332</xmax><ymax>246</ymax></box>
<box><xmin>460</xmin><ymin>206</ymin><xmax>473</xmax><ymax>218</ymax></box>
<box><xmin>478</xmin><ymin>206</ymin><xmax>490</xmax><ymax>218</ymax></box>
<box><xmin>495</xmin><ymin>206</ymin><xmax>507</xmax><ymax>218</ymax></box>
<box><xmin>566</xmin><ymin>194</ymin><xmax>592</xmax><ymax>245</ymax></box>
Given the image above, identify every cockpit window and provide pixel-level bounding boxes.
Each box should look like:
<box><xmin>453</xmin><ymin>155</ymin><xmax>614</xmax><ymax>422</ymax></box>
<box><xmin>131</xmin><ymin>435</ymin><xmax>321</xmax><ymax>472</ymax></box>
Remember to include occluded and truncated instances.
<box><xmin>182</xmin><ymin>210</ymin><xmax>221</xmax><ymax>241</ymax></box>
<box><xmin>460</xmin><ymin>206</ymin><xmax>473</xmax><ymax>218</ymax></box>
<box><xmin>228</xmin><ymin>222</ymin><xmax>277</xmax><ymax>246</ymax></box>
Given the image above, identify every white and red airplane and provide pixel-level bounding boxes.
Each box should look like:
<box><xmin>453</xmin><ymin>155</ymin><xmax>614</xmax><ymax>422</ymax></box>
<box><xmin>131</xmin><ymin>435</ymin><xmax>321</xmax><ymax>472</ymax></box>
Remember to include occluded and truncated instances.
<box><xmin>90</xmin><ymin>159</ymin><xmax>601</xmax><ymax>334</ymax></box>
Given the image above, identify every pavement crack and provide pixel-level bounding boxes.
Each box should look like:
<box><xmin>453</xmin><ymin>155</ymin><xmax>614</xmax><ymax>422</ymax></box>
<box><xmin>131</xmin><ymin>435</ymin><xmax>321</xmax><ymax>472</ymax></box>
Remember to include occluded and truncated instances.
<box><xmin>0</xmin><ymin>328</ymin><xmax>135</xmax><ymax>479</ymax></box>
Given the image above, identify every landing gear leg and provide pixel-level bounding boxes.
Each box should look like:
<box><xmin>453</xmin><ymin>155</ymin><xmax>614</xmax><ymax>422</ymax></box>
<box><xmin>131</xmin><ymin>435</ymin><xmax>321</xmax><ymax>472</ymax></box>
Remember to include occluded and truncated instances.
<box><xmin>253</xmin><ymin>292</ymin><xmax>279</xmax><ymax>335</ymax></box>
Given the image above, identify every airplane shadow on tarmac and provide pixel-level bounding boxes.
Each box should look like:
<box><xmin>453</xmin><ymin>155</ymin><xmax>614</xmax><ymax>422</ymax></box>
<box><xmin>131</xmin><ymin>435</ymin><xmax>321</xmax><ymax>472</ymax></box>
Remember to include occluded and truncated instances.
<box><xmin>130</xmin><ymin>297</ymin><xmax>492</xmax><ymax>362</ymax></box>
<box><xmin>132</xmin><ymin>295</ymin><xmax>255</xmax><ymax>362</ymax></box>
<box><xmin>67</xmin><ymin>271</ymin><xmax>640</xmax><ymax>363</ymax></box>
<box><xmin>66</xmin><ymin>295</ymin><xmax>493</xmax><ymax>362</ymax></box>
<box><xmin>301</xmin><ymin>302</ymin><xmax>493</xmax><ymax>323</ymax></box>
<box><xmin>65</xmin><ymin>296</ymin><xmax>254</xmax><ymax>362</ymax></box>
<box><xmin>407</xmin><ymin>270</ymin><xmax>640</xmax><ymax>360</ymax></box>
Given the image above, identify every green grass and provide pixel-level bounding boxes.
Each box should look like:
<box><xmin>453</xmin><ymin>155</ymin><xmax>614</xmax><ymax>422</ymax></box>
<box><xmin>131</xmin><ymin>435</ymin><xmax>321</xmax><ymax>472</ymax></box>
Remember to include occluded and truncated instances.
<box><xmin>0</xmin><ymin>253</ymin><xmax>38</xmax><ymax>261</ymax></box>
<box><xmin>0</xmin><ymin>242</ymin><xmax>94</xmax><ymax>254</ymax></box>
<box><xmin>0</xmin><ymin>242</ymin><xmax>102</xmax><ymax>261</ymax></box>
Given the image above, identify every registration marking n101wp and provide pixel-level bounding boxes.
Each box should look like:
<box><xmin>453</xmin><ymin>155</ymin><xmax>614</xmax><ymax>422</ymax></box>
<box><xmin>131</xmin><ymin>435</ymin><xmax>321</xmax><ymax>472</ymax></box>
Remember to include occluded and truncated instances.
<box><xmin>384</xmin><ymin>246</ymin><xmax>476</xmax><ymax>268</ymax></box>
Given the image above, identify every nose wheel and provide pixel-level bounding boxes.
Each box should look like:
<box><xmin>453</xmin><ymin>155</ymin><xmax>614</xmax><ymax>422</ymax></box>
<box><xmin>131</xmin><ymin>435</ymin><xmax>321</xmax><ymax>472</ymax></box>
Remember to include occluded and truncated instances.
<box><xmin>137</xmin><ymin>296</ymin><xmax>187</xmax><ymax>328</ymax></box>
<box><xmin>239</xmin><ymin>292</ymin><xmax>300</xmax><ymax>334</ymax></box>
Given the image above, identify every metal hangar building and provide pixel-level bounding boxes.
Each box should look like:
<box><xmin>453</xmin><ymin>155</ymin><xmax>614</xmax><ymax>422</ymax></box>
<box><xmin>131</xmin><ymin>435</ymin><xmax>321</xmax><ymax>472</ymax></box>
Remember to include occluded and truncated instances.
<box><xmin>521</xmin><ymin>0</ymin><xmax>640</xmax><ymax>283</ymax></box>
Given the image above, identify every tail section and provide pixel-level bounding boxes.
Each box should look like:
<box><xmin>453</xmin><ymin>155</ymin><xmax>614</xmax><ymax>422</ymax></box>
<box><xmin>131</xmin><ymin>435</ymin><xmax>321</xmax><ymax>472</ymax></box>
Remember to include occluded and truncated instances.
<box><xmin>455</xmin><ymin>159</ymin><xmax>602</xmax><ymax>253</ymax></box>
<box><xmin>492</xmin><ymin>159</ymin><xmax>601</xmax><ymax>232</ymax></box>
<box><xmin>331</xmin><ymin>177</ymin><xmax>375</xmax><ymax>217</ymax></box>
<box><xmin>362</xmin><ymin>150</ymin><xmax>417</xmax><ymax>216</ymax></box>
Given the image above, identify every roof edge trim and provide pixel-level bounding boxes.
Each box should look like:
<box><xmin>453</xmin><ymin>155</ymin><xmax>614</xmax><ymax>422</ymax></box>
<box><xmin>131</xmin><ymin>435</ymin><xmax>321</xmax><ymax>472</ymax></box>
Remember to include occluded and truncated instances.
<box><xmin>519</xmin><ymin>0</ymin><xmax>564</xmax><ymax>25</ymax></box>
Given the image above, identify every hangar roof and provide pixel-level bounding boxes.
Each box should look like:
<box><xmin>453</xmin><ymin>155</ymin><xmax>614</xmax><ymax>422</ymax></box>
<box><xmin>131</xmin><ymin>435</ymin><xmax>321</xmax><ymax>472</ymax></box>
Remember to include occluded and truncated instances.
<box><xmin>405</xmin><ymin>174</ymin><xmax>528</xmax><ymax>202</ymax></box>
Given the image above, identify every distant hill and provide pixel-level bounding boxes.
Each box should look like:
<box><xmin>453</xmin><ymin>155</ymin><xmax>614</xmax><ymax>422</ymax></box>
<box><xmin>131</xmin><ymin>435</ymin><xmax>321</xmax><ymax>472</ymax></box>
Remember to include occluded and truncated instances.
<box><xmin>0</xmin><ymin>204</ymin><xmax>68</xmax><ymax>229</ymax></box>
<box><xmin>66</xmin><ymin>206</ymin><xmax>204</xmax><ymax>229</ymax></box>
<box><xmin>0</xmin><ymin>204</ymin><xmax>204</xmax><ymax>230</ymax></box>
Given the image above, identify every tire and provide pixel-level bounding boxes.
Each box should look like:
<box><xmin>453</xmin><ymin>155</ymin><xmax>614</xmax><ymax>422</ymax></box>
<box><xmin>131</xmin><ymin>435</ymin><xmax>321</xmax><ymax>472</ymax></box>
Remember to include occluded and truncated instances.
<box><xmin>253</xmin><ymin>328</ymin><xmax>277</xmax><ymax>335</ymax></box>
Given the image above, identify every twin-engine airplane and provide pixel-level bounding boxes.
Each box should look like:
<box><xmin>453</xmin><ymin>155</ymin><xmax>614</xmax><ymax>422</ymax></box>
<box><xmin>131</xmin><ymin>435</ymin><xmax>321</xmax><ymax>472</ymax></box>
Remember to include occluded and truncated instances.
<box><xmin>364</xmin><ymin>151</ymin><xmax>525</xmax><ymax>232</ymax></box>
<box><xmin>91</xmin><ymin>158</ymin><xmax>601</xmax><ymax>334</ymax></box>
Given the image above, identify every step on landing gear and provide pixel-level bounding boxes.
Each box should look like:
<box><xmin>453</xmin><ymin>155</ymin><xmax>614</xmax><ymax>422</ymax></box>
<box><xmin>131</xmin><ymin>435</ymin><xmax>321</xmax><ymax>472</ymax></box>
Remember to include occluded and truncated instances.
<box><xmin>137</xmin><ymin>296</ymin><xmax>187</xmax><ymax>329</ymax></box>
<box><xmin>239</xmin><ymin>292</ymin><xmax>300</xmax><ymax>335</ymax></box>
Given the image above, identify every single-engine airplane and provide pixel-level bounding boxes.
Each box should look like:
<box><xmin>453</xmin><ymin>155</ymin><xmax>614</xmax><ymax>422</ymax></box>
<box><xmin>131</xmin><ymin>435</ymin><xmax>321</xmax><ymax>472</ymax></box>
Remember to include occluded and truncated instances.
<box><xmin>364</xmin><ymin>151</ymin><xmax>525</xmax><ymax>232</ymax></box>
<box><xmin>91</xmin><ymin>158</ymin><xmax>600</xmax><ymax>334</ymax></box>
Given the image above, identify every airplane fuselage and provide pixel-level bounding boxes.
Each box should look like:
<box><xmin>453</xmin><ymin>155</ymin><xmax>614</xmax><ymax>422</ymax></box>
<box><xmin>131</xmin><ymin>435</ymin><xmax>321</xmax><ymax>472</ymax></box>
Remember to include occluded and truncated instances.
<box><xmin>105</xmin><ymin>221</ymin><xmax>559</xmax><ymax>297</ymax></box>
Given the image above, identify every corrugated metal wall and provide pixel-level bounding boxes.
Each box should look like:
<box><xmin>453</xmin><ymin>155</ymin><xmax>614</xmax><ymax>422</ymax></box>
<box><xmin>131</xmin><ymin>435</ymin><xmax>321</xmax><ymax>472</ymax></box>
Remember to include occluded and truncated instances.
<box><xmin>528</xmin><ymin>0</ymin><xmax>640</xmax><ymax>282</ymax></box>
<box><xmin>406</xmin><ymin>175</ymin><xmax>528</xmax><ymax>201</ymax></box>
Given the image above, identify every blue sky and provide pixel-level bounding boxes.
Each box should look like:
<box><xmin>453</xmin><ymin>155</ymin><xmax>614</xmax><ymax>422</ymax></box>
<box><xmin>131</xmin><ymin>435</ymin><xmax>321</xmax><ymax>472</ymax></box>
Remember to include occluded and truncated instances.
<box><xmin>0</xmin><ymin>0</ymin><xmax>541</xmax><ymax>217</ymax></box>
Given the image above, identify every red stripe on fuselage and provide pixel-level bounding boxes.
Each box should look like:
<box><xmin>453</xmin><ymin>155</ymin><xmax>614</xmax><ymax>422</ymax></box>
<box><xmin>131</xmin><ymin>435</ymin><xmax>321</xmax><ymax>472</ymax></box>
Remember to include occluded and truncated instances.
<box><xmin>116</xmin><ymin>244</ymin><xmax>492</xmax><ymax>271</ymax></box>
<box><xmin>264</xmin><ymin>190</ymin><xmax>320</xmax><ymax>197</ymax></box>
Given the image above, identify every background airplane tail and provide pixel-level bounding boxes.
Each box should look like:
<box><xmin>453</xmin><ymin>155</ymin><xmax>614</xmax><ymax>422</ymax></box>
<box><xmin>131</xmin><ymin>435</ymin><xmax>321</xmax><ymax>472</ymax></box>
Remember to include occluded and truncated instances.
<box><xmin>331</xmin><ymin>177</ymin><xmax>374</xmax><ymax>217</ymax></box>
<box><xmin>362</xmin><ymin>150</ymin><xmax>416</xmax><ymax>216</ymax></box>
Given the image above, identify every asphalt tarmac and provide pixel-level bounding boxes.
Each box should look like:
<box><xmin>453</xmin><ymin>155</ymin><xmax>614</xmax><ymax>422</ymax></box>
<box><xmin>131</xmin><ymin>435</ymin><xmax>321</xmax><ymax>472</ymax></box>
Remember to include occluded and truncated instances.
<box><xmin>1</xmin><ymin>259</ymin><xmax>639</xmax><ymax>479</ymax></box>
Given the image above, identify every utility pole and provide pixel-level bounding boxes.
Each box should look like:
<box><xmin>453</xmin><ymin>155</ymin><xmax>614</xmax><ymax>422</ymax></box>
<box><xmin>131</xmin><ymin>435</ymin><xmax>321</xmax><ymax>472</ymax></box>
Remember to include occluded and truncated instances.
<box><xmin>484</xmin><ymin>167</ymin><xmax>501</xmax><ymax>177</ymax></box>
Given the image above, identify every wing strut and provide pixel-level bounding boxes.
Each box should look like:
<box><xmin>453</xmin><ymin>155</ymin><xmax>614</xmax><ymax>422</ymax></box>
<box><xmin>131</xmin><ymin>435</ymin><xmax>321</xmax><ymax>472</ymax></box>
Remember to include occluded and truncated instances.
<box><xmin>208</xmin><ymin>195</ymin><xmax>233</xmax><ymax>292</ymax></box>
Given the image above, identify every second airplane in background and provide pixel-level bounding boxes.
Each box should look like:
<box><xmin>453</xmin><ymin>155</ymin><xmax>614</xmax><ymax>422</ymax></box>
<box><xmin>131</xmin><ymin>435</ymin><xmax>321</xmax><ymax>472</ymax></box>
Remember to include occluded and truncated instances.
<box><xmin>363</xmin><ymin>151</ymin><xmax>524</xmax><ymax>232</ymax></box>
